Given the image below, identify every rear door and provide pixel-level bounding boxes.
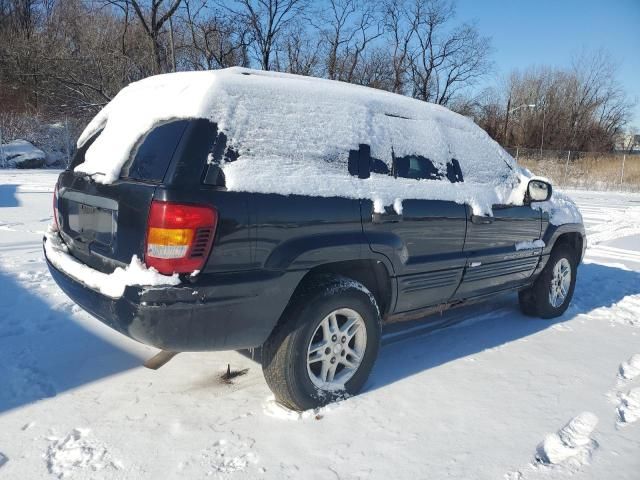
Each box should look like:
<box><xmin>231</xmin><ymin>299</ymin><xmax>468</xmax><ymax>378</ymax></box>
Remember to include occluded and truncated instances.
<box><xmin>361</xmin><ymin>115</ymin><xmax>467</xmax><ymax>312</ymax></box>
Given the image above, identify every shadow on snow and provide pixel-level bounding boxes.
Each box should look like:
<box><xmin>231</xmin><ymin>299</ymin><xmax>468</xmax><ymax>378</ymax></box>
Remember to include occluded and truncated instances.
<box><xmin>1</xmin><ymin>259</ymin><xmax>637</xmax><ymax>413</ymax></box>
<box><xmin>0</xmin><ymin>268</ymin><xmax>144</xmax><ymax>414</ymax></box>
<box><xmin>367</xmin><ymin>262</ymin><xmax>640</xmax><ymax>392</ymax></box>
<box><xmin>0</xmin><ymin>184</ymin><xmax>20</xmax><ymax>208</ymax></box>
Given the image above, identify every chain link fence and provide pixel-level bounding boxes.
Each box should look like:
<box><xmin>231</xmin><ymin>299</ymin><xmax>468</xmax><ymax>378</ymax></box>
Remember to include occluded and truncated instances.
<box><xmin>506</xmin><ymin>147</ymin><xmax>640</xmax><ymax>192</ymax></box>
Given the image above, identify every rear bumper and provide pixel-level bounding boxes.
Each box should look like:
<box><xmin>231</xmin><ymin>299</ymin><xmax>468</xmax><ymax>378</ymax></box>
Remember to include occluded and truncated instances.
<box><xmin>45</xmin><ymin>245</ymin><xmax>303</xmax><ymax>352</ymax></box>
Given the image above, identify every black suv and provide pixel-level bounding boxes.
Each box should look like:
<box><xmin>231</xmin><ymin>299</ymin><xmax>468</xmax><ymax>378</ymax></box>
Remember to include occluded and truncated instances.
<box><xmin>46</xmin><ymin>69</ymin><xmax>585</xmax><ymax>411</ymax></box>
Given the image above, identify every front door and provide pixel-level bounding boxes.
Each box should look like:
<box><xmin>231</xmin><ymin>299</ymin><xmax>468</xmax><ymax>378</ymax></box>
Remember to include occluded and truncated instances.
<box><xmin>453</xmin><ymin>204</ymin><xmax>543</xmax><ymax>299</ymax></box>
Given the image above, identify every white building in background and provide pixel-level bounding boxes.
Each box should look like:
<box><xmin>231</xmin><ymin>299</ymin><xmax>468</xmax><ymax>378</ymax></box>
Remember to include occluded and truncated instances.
<box><xmin>615</xmin><ymin>132</ymin><xmax>640</xmax><ymax>153</ymax></box>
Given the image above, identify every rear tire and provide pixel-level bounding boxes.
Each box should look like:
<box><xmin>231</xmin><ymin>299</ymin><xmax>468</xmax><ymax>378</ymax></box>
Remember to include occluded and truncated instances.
<box><xmin>261</xmin><ymin>275</ymin><xmax>381</xmax><ymax>411</ymax></box>
<box><xmin>518</xmin><ymin>244</ymin><xmax>577</xmax><ymax>319</ymax></box>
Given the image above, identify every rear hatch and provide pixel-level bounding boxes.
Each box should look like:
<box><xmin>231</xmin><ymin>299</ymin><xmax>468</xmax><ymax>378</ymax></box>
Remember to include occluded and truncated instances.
<box><xmin>56</xmin><ymin>120</ymin><xmax>189</xmax><ymax>273</ymax></box>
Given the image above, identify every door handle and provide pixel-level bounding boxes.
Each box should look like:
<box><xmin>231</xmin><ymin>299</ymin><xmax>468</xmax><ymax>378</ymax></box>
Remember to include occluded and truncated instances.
<box><xmin>471</xmin><ymin>214</ymin><xmax>494</xmax><ymax>225</ymax></box>
<box><xmin>372</xmin><ymin>212</ymin><xmax>403</xmax><ymax>224</ymax></box>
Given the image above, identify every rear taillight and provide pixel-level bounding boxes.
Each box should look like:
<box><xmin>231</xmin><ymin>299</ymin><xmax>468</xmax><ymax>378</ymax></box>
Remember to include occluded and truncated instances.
<box><xmin>53</xmin><ymin>182</ymin><xmax>59</xmax><ymax>230</ymax></box>
<box><xmin>144</xmin><ymin>201</ymin><xmax>217</xmax><ymax>275</ymax></box>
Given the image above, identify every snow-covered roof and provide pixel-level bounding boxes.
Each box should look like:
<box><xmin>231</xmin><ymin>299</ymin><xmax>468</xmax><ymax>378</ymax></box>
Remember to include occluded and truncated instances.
<box><xmin>77</xmin><ymin>67</ymin><xmax>516</xmax><ymax>175</ymax></box>
<box><xmin>74</xmin><ymin>67</ymin><xmax>581</xmax><ymax>224</ymax></box>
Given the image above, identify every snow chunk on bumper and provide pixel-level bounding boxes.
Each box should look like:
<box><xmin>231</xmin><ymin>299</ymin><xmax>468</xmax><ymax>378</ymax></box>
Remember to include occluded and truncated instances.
<box><xmin>44</xmin><ymin>227</ymin><xmax>180</xmax><ymax>298</ymax></box>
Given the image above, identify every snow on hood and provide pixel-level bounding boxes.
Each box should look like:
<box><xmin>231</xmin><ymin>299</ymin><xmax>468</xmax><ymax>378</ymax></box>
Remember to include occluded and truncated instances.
<box><xmin>535</xmin><ymin>190</ymin><xmax>583</xmax><ymax>226</ymax></box>
<box><xmin>74</xmin><ymin>67</ymin><xmax>581</xmax><ymax>223</ymax></box>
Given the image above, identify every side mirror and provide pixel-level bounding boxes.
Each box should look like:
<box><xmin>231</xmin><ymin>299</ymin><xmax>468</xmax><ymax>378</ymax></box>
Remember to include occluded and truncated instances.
<box><xmin>527</xmin><ymin>179</ymin><xmax>552</xmax><ymax>202</ymax></box>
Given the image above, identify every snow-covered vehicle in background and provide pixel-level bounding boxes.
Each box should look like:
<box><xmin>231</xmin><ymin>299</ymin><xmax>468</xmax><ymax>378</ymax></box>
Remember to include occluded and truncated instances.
<box><xmin>44</xmin><ymin>68</ymin><xmax>585</xmax><ymax>411</ymax></box>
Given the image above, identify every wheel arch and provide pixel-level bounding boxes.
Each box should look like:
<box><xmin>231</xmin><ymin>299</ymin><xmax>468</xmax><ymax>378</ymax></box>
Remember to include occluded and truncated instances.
<box><xmin>535</xmin><ymin>223</ymin><xmax>586</xmax><ymax>277</ymax></box>
<box><xmin>278</xmin><ymin>259</ymin><xmax>395</xmax><ymax>325</ymax></box>
<box><xmin>553</xmin><ymin>232</ymin><xmax>584</xmax><ymax>263</ymax></box>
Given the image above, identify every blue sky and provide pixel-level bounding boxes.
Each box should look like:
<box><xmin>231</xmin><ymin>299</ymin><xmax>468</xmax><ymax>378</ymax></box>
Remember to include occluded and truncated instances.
<box><xmin>455</xmin><ymin>0</ymin><xmax>640</xmax><ymax>128</ymax></box>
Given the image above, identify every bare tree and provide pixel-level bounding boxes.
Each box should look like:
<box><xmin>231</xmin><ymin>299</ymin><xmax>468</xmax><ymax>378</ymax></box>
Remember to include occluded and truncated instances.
<box><xmin>1</xmin><ymin>0</ymin><xmax>635</xmax><ymax>157</ymax></box>
<box><xmin>383</xmin><ymin>0</ymin><xmax>417</xmax><ymax>94</ymax></box>
<box><xmin>472</xmin><ymin>49</ymin><xmax>634</xmax><ymax>151</ymax></box>
<box><xmin>182</xmin><ymin>0</ymin><xmax>250</xmax><ymax>70</ymax></box>
<box><xmin>275</xmin><ymin>24</ymin><xmax>321</xmax><ymax>75</ymax></box>
<box><xmin>228</xmin><ymin>0</ymin><xmax>307</xmax><ymax>71</ymax></box>
<box><xmin>106</xmin><ymin>0</ymin><xmax>182</xmax><ymax>73</ymax></box>
<box><xmin>316</xmin><ymin>0</ymin><xmax>382</xmax><ymax>82</ymax></box>
<box><xmin>408</xmin><ymin>0</ymin><xmax>491</xmax><ymax>106</ymax></box>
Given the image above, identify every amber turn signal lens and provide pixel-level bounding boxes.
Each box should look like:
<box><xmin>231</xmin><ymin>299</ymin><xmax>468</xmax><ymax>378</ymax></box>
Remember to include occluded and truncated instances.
<box><xmin>147</xmin><ymin>227</ymin><xmax>194</xmax><ymax>246</ymax></box>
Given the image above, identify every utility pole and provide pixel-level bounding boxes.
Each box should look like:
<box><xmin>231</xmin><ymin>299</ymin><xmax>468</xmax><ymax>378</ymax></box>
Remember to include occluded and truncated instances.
<box><xmin>169</xmin><ymin>16</ymin><xmax>177</xmax><ymax>73</ymax></box>
<box><xmin>64</xmin><ymin>118</ymin><xmax>72</xmax><ymax>167</ymax></box>
<box><xmin>563</xmin><ymin>150</ymin><xmax>571</xmax><ymax>186</ymax></box>
<box><xmin>0</xmin><ymin>128</ymin><xmax>5</xmax><ymax>168</ymax></box>
<box><xmin>503</xmin><ymin>96</ymin><xmax>511</xmax><ymax>145</ymax></box>
<box><xmin>503</xmin><ymin>101</ymin><xmax>536</xmax><ymax>147</ymax></box>
<box><xmin>540</xmin><ymin>107</ymin><xmax>546</xmax><ymax>155</ymax></box>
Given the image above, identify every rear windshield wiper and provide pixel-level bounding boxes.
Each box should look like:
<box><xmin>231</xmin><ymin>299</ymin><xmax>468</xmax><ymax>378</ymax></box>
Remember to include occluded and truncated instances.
<box><xmin>75</xmin><ymin>171</ymin><xmax>106</xmax><ymax>182</ymax></box>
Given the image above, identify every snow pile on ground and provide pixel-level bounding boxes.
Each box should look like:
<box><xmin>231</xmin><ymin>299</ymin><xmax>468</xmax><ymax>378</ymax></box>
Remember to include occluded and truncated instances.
<box><xmin>44</xmin><ymin>225</ymin><xmax>179</xmax><ymax>298</ymax></box>
<box><xmin>45</xmin><ymin>428</ymin><xmax>121</xmax><ymax>478</ymax></box>
<box><xmin>535</xmin><ymin>412</ymin><xmax>599</xmax><ymax>466</ymax></box>
<box><xmin>262</xmin><ymin>395</ymin><xmax>339</xmax><ymax>421</ymax></box>
<box><xmin>619</xmin><ymin>354</ymin><xmax>640</xmax><ymax>380</ymax></box>
<box><xmin>617</xmin><ymin>389</ymin><xmax>640</xmax><ymax>424</ymax></box>
<box><xmin>1</xmin><ymin>140</ymin><xmax>46</xmax><ymax>168</ymax></box>
<box><xmin>201</xmin><ymin>439</ymin><xmax>258</xmax><ymax>475</ymax></box>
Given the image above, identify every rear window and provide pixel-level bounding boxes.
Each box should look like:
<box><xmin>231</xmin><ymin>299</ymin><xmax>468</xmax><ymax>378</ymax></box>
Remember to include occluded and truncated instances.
<box><xmin>120</xmin><ymin>120</ymin><xmax>189</xmax><ymax>183</ymax></box>
<box><xmin>68</xmin><ymin>130</ymin><xmax>102</xmax><ymax>170</ymax></box>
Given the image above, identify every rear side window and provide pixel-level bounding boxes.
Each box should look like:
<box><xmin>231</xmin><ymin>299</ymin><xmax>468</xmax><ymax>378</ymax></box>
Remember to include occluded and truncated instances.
<box><xmin>393</xmin><ymin>155</ymin><xmax>464</xmax><ymax>183</ymax></box>
<box><xmin>395</xmin><ymin>155</ymin><xmax>442</xmax><ymax>181</ymax></box>
<box><xmin>120</xmin><ymin>120</ymin><xmax>189</xmax><ymax>183</ymax></box>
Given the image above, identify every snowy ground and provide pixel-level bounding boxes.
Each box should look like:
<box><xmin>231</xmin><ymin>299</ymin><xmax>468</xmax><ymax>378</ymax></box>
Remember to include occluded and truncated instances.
<box><xmin>0</xmin><ymin>169</ymin><xmax>639</xmax><ymax>479</ymax></box>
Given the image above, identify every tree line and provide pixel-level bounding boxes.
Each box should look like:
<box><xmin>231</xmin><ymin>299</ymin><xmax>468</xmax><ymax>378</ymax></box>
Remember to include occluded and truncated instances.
<box><xmin>0</xmin><ymin>0</ymin><xmax>634</xmax><ymax>152</ymax></box>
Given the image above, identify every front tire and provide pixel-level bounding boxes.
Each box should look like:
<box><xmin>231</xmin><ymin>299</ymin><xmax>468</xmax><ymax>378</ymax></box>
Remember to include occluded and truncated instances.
<box><xmin>519</xmin><ymin>244</ymin><xmax>577</xmax><ymax>319</ymax></box>
<box><xmin>261</xmin><ymin>276</ymin><xmax>381</xmax><ymax>411</ymax></box>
